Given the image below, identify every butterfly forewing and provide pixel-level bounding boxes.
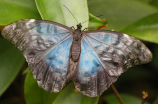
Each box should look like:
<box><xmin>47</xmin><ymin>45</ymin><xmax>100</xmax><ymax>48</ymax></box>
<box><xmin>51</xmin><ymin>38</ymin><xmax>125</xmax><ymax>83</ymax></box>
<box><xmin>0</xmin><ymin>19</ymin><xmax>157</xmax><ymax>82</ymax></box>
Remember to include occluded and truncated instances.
<box><xmin>83</xmin><ymin>30</ymin><xmax>152</xmax><ymax>76</ymax></box>
<box><xmin>2</xmin><ymin>19</ymin><xmax>73</xmax><ymax>92</ymax></box>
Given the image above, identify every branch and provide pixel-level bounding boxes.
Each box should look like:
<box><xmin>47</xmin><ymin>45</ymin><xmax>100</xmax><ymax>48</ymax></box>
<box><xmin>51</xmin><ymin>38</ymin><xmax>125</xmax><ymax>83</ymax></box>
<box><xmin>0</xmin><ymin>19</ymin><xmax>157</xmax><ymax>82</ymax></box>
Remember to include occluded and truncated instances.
<box><xmin>111</xmin><ymin>84</ymin><xmax>124</xmax><ymax>104</ymax></box>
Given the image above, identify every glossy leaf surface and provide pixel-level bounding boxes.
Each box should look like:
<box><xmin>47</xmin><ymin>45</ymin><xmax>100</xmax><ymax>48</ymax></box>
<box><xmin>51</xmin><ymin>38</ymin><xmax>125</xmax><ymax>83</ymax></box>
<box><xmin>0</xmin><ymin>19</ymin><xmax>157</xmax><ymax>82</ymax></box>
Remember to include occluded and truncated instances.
<box><xmin>0</xmin><ymin>35</ymin><xmax>25</xmax><ymax>95</ymax></box>
<box><xmin>35</xmin><ymin>0</ymin><xmax>88</xmax><ymax>28</ymax></box>
<box><xmin>0</xmin><ymin>0</ymin><xmax>41</xmax><ymax>25</ymax></box>
<box><xmin>88</xmin><ymin>13</ymin><xmax>107</xmax><ymax>30</ymax></box>
<box><xmin>88</xmin><ymin>0</ymin><xmax>158</xmax><ymax>31</ymax></box>
<box><xmin>121</xmin><ymin>13</ymin><xmax>158</xmax><ymax>43</ymax></box>
<box><xmin>150</xmin><ymin>0</ymin><xmax>158</xmax><ymax>8</ymax></box>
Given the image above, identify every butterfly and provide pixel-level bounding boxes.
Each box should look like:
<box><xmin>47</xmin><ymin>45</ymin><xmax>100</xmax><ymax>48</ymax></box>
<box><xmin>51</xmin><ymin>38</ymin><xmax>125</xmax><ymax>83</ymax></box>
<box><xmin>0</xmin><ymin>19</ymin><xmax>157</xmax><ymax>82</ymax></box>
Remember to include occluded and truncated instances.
<box><xmin>1</xmin><ymin>19</ymin><xmax>152</xmax><ymax>97</ymax></box>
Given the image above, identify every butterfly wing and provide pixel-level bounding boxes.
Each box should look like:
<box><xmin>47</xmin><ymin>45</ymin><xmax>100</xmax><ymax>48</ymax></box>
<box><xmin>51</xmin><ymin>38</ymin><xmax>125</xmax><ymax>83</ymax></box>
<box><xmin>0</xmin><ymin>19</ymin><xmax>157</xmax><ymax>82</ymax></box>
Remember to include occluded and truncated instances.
<box><xmin>74</xmin><ymin>38</ymin><xmax>117</xmax><ymax>97</ymax></box>
<box><xmin>83</xmin><ymin>30</ymin><xmax>152</xmax><ymax>76</ymax></box>
<box><xmin>2</xmin><ymin>19</ymin><xmax>73</xmax><ymax>92</ymax></box>
<box><xmin>74</xmin><ymin>30</ymin><xmax>152</xmax><ymax>97</ymax></box>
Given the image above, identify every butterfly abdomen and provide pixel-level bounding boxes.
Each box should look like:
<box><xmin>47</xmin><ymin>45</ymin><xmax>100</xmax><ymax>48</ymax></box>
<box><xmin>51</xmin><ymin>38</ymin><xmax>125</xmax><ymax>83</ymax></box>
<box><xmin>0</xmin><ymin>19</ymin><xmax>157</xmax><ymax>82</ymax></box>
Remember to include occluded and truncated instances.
<box><xmin>70</xmin><ymin>28</ymin><xmax>82</xmax><ymax>62</ymax></box>
<box><xmin>71</xmin><ymin>42</ymin><xmax>81</xmax><ymax>62</ymax></box>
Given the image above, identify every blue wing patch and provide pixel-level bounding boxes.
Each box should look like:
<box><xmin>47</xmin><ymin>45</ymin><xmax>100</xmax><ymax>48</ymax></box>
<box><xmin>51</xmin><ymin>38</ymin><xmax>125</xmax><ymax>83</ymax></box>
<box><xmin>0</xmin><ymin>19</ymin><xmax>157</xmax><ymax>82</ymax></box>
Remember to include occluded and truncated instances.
<box><xmin>84</xmin><ymin>34</ymin><xmax>124</xmax><ymax>76</ymax></box>
<box><xmin>74</xmin><ymin>38</ymin><xmax>117</xmax><ymax>97</ymax></box>
<box><xmin>86</xmin><ymin>32</ymin><xmax>120</xmax><ymax>45</ymax></box>
<box><xmin>33</xmin><ymin>37</ymin><xmax>72</xmax><ymax>92</ymax></box>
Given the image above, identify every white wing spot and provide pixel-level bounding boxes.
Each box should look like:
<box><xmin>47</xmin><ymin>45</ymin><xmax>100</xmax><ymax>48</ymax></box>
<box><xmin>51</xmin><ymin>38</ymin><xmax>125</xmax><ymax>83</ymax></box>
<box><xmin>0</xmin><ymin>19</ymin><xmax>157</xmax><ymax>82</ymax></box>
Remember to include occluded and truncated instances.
<box><xmin>29</xmin><ymin>19</ymin><xmax>35</xmax><ymax>22</ymax></box>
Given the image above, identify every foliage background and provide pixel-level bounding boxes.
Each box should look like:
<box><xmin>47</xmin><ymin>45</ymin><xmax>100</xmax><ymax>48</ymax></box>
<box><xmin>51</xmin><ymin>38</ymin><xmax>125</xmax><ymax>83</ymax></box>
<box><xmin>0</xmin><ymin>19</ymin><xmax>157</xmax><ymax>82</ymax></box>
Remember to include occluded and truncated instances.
<box><xmin>0</xmin><ymin>0</ymin><xmax>158</xmax><ymax>104</ymax></box>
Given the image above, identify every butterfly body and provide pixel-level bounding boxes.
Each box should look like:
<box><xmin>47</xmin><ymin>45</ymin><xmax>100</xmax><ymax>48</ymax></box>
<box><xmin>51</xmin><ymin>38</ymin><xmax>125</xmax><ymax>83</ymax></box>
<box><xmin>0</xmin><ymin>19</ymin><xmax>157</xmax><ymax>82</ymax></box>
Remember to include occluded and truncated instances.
<box><xmin>1</xmin><ymin>19</ymin><xmax>152</xmax><ymax>97</ymax></box>
<box><xmin>70</xmin><ymin>23</ymin><xmax>82</xmax><ymax>62</ymax></box>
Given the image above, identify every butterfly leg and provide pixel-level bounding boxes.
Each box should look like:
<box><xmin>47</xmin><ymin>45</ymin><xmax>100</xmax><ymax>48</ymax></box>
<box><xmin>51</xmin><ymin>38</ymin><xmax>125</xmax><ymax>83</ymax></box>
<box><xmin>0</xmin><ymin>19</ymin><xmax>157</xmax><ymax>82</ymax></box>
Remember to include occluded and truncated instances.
<box><xmin>71</xmin><ymin>26</ymin><xmax>75</xmax><ymax>30</ymax></box>
<box><xmin>82</xmin><ymin>27</ymin><xmax>89</xmax><ymax>32</ymax></box>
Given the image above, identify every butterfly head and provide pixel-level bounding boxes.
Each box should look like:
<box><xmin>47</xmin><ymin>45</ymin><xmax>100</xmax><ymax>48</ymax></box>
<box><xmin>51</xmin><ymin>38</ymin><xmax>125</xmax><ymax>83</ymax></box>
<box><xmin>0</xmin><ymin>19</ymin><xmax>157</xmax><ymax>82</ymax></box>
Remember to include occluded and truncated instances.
<box><xmin>77</xmin><ymin>23</ymin><xmax>82</xmax><ymax>30</ymax></box>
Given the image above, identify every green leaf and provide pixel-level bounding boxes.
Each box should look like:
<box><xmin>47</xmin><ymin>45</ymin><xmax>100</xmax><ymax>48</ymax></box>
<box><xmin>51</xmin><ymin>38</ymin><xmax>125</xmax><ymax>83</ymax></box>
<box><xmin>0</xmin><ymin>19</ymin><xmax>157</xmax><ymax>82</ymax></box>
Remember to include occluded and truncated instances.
<box><xmin>25</xmin><ymin>70</ymin><xmax>58</xmax><ymax>104</ymax></box>
<box><xmin>104</xmin><ymin>94</ymin><xmax>149</xmax><ymax>104</ymax></box>
<box><xmin>121</xmin><ymin>13</ymin><xmax>158</xmax><ymax>43</ymax></box>
<box><xmin>150</xmin><ymin>0</ymin><xmax>158</xmax><ymax>8</ymax></box>
<box><xmin>139</xmin><ymin>0</ymin><xmax>153</xmax><ymax>4</ymax></box>
<box><xmin>0</xmin><ymin>36</ymin><xmax>25</xmax><ymax>96</ymax></box>
<box><xmin>35</xmin><ymin>0</ymin><xmax>89</xmax><ymax>28</ymax></box>
<box><xmin>0</xmin><ymin>0</ymin><xmax>41</xmax><ymax>25</ymax></box>
<box><xmin>88</xmin><ymin>0</ymin><xmax>158</xmax><ymax>31</ymax></box>
<box><xmin>52</xmin><ymin>83</ymin><xmax>99</xmax><ymax>104</ymax></box>
<box><xmin>89</xmin><ymin>13</ymin><xmax>107</xmax><ymax>30</ymax></box>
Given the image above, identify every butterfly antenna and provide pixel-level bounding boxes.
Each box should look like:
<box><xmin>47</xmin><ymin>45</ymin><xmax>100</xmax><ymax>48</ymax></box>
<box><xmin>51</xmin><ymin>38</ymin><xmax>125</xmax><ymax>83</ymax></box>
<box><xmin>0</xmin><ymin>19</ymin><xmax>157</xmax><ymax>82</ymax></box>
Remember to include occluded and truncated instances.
<box><xmin>63</xmin><ymin>5</ymin><xmax>78</xmax><ymax>24</ymax></box>
<box><xmin>81</xmin><ymin>15</ymin><xmax>103</xmax><ymax>24</ymax></box>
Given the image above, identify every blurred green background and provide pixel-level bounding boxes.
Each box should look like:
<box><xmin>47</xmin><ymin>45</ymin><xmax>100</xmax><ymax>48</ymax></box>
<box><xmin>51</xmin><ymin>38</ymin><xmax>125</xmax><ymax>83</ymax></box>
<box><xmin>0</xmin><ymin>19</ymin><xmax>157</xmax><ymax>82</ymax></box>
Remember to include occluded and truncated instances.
<box><xmin>0</xmin><ymin>0</ymin><xmax>158</xmax><ymax>104</ymax></box>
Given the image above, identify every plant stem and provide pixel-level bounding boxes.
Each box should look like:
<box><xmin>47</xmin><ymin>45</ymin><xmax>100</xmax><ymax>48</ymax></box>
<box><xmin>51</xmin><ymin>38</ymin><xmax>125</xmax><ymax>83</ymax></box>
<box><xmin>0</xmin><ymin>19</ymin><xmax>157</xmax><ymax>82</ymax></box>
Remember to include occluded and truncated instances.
<box><xmin>111</xmin><ymin>84</ymin><xmax>124</xmax><ymax>104</ymax></box>
<box><xmin>141</xmin><ymin>91</ymin><xmax>148</xmax><ymax>104</ymax></box>
<box><xmin>141</xmin><ymin>99</ymin><xmax>146</xmax><ymax>104</ymax></box>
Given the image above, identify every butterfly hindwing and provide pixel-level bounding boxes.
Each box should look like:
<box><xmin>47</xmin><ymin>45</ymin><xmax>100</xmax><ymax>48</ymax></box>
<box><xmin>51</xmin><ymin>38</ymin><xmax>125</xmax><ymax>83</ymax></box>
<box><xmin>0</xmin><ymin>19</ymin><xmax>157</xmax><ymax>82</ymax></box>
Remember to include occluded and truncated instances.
<box><xmin>74</xmin><ymin>38</ymin><xmax>117</xmax><ymax>97</ymax></box>
<box><xmin>2</xmin><ymin>19</ymin><xmax>73</xmax><ymax>92</ymax></box>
